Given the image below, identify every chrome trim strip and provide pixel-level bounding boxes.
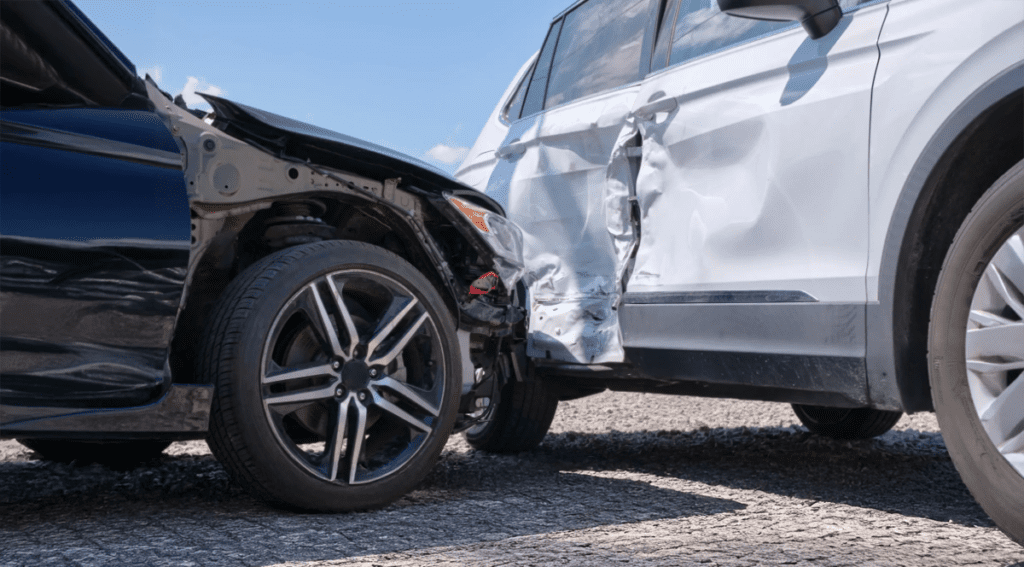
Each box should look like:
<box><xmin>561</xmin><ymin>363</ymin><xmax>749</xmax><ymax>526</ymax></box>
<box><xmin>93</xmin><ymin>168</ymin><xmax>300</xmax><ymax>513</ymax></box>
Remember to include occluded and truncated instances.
<box><xmin>621</xmin><ymin>290</ymin><xmax>818</xmax><ymax>304</ymax></box>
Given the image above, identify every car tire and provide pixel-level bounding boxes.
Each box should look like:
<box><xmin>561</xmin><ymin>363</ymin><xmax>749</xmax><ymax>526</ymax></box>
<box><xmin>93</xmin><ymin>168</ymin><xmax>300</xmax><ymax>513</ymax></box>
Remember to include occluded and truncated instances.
<box><xmin>465</xmin><ymin>376</ymin><xmax>558</xmax><ymax>453</ymax></box>
<box><xmin>17</xmin><ymin>439</ymin><xmax>171</xmax><ymax>466</ymax></box>
<box><xmin>200</xmin><ymin>240</ymin><xmax>460</xmax><ymax>512</ymax></box>
<box><xmin>791</xmin><ymin>404</ymin><xmax>902</xmax><ymax>440</ymax></box>
<box><xmin>928</xmin><ymin>159</ymin><xmax>1024</xmax><ymax>545</ymax></box>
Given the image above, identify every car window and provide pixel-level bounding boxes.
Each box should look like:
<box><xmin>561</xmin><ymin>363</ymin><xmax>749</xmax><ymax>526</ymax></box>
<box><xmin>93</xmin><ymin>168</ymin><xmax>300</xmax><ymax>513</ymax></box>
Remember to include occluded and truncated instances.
<box><xmin>665</xmin><ymin>0</ymin><xmax>796</xmax><ymax>68</ymax></box>
<box><xmin>502</xmin><ymin>64</ymin><xmax>532</xmax><ymax>123</ymax></box>
<box><xmin>839</xmin><ymin>0</ymin><xmax>881</xmax><ymax>9</ymax></box>
<box><xmin>651</xmin><ymin>0</ymin><xmax>682</xmax><ymax>73</ymax></box>
<box><xmin>543</xmin><ymin>0</ymin><xmax>658</xmax><ymax>110</ymax></box>
<box><xmin>521</xmin><ymin>19</ymin><xmax>563</xmax><ymax>118</ymax></box>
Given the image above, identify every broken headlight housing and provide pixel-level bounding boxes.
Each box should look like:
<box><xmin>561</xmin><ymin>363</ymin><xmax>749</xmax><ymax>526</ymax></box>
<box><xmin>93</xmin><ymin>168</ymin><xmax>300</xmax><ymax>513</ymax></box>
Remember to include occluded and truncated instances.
<box><xmin>448</xmin><ymin>195</ymin><xmax>525</xmax><ymax>292</ymax></box>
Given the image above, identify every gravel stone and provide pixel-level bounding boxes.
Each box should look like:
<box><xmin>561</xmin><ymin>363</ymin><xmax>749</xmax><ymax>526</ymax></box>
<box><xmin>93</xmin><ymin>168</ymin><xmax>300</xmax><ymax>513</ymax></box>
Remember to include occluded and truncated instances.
<box><xmin>2</xmin><ymin>393</ymin><xmax>1022</xmax><ymax>566</ymax></box>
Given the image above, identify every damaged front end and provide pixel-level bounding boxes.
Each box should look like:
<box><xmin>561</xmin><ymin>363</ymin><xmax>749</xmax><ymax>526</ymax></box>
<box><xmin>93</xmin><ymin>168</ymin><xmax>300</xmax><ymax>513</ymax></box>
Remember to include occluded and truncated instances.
<box><xmin>144</xmin><ymin>80</ymin><xmax>527</xmax><ymax>426</ymax></box>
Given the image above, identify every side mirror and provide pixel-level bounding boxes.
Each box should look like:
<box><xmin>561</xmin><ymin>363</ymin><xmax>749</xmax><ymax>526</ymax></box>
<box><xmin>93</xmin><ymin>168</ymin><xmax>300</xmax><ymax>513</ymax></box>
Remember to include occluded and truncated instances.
<box><xmin>717</xmin><ymin>0</ymin><xmax>842</xmax><ymax>39</ymax></box>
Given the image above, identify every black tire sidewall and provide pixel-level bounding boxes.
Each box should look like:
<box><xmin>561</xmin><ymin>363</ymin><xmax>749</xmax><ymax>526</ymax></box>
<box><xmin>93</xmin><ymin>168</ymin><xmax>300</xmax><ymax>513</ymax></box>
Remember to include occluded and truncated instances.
<box><xmin>790</xmin><ymin>404</ymin><xmax>902</xmax><ymax>440</ymax></box>
<box><xmin>928</xmin><ymin>160</ymin><xmax>1024</xmax><ymax>544</ymax></box>
<box><xmin>212</xmin><ymin>241</ymin><xmax>460</xmax><ymax>511</ymax></box>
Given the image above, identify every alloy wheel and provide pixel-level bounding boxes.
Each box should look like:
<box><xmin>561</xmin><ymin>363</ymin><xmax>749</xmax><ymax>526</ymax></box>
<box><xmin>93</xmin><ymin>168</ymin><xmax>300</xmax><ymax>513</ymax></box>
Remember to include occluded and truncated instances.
<box><xmin>965</xmin><ymin>227</ymin><xmax>1024</xmax><ymax>476</ymax></box>
<box><xmin>260</xmin><ymin>269</ymin><xmax>446</xmax><ymax>485</ymax></box>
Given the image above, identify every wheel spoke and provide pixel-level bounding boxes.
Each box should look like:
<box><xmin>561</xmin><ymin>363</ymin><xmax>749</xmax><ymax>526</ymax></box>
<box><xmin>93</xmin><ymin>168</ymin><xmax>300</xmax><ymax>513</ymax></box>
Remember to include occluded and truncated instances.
<box><xmin>965</xmin><ymin>323</ymin><xmax>1024</xmax><ymax>359</ymax></box>
<box><xmin>1000</xmin><ymin>427</ymin><xmax>1024</xmax><ymax>456</ymax></box>
<box><xmin>367</xmin><ymin>312</ymin><xmax>429</xmax><ymax>367</ymax></box>
<box><xmin>326</xmin><ymin>276</ymin><xmax>360</xmax><ymax>359</ymax></box>
<box><xmin>980</xmin><ymin>374</ymin><xmax>1024</xmax><ymax>447</ymax></box>
<box><xmin>372</xmin><ymin>391</ymin><xmax>432</xmax><ymax>433</ymax></box>
<box><xmin>991</xmin><ymin>233</ymin><xmax>1024</xmax><ymax>306</ymax></box>
<box><xmin>348</xmin><ymin>401</ymin><xmax>367</xmax><ymax>484</ymax></box>
<box><xmin>266</xmin><ymin>383</ymin><xmax>338</xmax><ymax>409</ymax></box>
<box><xmin>263</xmin><ymin>361</ymin><xmax>337</xmax><ymax>385</ymax></box>
<box><xmin>985</xmin><ymin>263</ymin><xmax>1024</xmax><ymax>320</ymax></box>
<box><xmin>969</xmin><ymin>309</ymin><xmax>1014</xmax><ymax>328</ymax></box>
<box><xmin>1003</xmin><ymin>453</ymin><xmax>1024</xmax><ymax>477</ymax></box>
<box><xmin>373</xmin><ymin>376</ymin><xmax>439</xmax><ymax>417</ymax></box>
<box><xmin>308</xmin><ymin>284</ymin><xmax>346</xmax><ymax>360</ymax></box>
<box><xmin>327</xmin><ymin>398</ymin><xmax>349</xmax><ymax>482</ymax></box>
<box><xmin>366</xmin><ymin>296</ymin><xmax>419</xmax><ymax>360</ymax></box>
<box><xmin>967</xmin><ymin>358</ymin><xmax>1024</xmax><ymax>374</ymax></box>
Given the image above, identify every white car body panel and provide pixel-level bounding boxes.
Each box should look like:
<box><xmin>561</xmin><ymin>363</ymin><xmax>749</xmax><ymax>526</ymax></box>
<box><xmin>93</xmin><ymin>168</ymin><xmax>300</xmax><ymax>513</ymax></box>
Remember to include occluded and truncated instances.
<box><xmin>867</xmin><ymin>0</ymin><xmax>1024</xmax><ymax>302</ymax></box>
<box><xmin>626</xmin><ymin>3</ymin><xmax>886</xmax><ymax>304</ymax></box>
<box><xmin>459</xmin><ymin>0</ymin><xmax>1022</xmax><ymax>373</ymax></box>
<box><xmin>488</xmin><ymin>85</ymin><xmax>643</xmax><ymax>364</ymax></box>
<box><xmin>455</xmin><ymin>54</ymin><xmax>537</xmax><ymax>192</ymax></box>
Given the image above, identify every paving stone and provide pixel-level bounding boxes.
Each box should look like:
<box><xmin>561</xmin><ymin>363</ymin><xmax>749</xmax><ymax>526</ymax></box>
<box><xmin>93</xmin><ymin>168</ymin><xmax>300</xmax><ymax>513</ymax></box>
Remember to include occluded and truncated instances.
<box><xmin>1</xmin><ymin>394</ymin><xmax>1021</xmax><ymax>566</ymax></box>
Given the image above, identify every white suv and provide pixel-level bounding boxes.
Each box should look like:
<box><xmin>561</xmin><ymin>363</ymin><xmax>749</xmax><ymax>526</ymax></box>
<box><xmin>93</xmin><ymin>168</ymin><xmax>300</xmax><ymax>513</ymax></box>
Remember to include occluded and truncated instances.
<box><xmin>457</xmin><ymin>0</ymin><xmax>1024</xmax><ymax>543</ymax></box>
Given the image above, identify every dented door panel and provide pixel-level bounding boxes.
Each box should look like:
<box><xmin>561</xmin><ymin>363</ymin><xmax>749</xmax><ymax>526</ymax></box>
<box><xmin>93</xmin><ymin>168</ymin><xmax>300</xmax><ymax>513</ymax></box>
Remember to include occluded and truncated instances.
<box><xmin>488</xmin><ymin>88</ymin><xmax>641</xmax><ymax>364</ymax></box>
<box><xmin>627</xmin><ymin>4</ymin><xmax>886</xmax><ymax>303</ymax></box>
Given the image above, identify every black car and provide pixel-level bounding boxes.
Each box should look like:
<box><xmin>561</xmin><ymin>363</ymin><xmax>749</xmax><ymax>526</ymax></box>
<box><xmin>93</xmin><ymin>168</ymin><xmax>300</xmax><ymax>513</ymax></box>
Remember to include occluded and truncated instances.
<box><xmin>0</xmin><ymin>0</ymin><xmax>527</xmax><ymax>511</ymax></box>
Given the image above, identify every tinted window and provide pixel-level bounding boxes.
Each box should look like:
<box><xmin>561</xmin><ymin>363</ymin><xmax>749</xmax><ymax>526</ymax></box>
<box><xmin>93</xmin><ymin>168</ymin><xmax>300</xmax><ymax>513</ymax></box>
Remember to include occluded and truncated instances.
<box><xmin>668</xmin><ymin>0</ymin><xmax>795</xmax><ymax>67</ymax></box>
<box><xmin>651</xmin><ymin>0</ymin><xmax>682</xmax><ymax>72</ymax></box>
<box><xmin>521</xmin><ymin>20</ymin><xmax>563</xmax><ymax>118</ymax></box>
<box><xmin>544</xmin><ymin>0</ymin><xmax>657</xmax><ymax>109</ymax></box>
<box><xmin>839</xmin><ymin>0</ymin><xmax>878</xmax><ymax>8</ymax></box>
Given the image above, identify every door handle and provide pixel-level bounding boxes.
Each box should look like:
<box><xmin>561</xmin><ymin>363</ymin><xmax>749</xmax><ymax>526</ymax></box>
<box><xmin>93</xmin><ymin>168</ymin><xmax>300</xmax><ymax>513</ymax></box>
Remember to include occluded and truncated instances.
<box><xmin>635</xmin><ymin>97</ymin><xmax>678</xmax><ymax>120</ymax></box>
<box><xmin>496</xmin><ymin>139</ymin><xmax>527</xmax><ymax>160</ymax></box>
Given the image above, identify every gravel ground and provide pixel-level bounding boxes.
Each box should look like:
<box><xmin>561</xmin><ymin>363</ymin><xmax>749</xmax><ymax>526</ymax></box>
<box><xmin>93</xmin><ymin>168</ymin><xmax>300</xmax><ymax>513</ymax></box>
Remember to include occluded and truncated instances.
<box><xmin>2</xmin><ymin>392</ymin><xmax>1022</xmax><ymax>566</ymax></box>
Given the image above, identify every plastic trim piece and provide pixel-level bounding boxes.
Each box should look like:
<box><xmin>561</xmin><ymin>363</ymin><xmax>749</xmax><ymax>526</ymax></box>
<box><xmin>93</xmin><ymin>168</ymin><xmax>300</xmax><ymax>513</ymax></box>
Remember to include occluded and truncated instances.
<box><xmin>624</xmin><ymin>348</ymin><xmax>868</xmax><ymax>407</ymax></box>
<box><xmin>871</xmin><ymin>62</ymin><xmax>1024</xmax><ymax>412</ymax></box>
<box><xmin>1</xmin><ymin>384</ymin><xmax>213</xmax><ymax>438</ymax></box>
<box><xmin>621</xmin><ymin>290</ymin><xmax>818</xmax><ymax>304</ymax></box>
<box><xmin>620</xmin><ymin>302</ymin><xmax>865</xmax><ymax>359</ymax></box>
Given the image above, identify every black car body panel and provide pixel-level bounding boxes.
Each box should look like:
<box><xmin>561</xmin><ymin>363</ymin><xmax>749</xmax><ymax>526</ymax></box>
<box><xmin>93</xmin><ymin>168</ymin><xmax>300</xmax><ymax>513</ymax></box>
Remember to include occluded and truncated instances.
<box><xmin>202</xmin><ymin>95</ymin><xmax>504</xmax><ymax>214</ymax></box>
<box><xmin>1</xmin><ymin>107</ymin><xmax>190</xmax><ymax>416</ymax></box>
<box><xmin>0</xmin><ymin>1</ymin><xmax>524</xmax><ymax>436</ymax></box>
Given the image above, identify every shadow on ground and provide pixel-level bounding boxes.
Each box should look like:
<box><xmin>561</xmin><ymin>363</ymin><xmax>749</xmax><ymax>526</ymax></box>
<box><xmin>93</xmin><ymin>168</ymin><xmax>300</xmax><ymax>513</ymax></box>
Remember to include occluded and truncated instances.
<box><xmin>422</xmin><ymin>425</ymin><xmax>990</xmax><ymax>528</ymax></box>
<box><xmin>0</xmin><ymin>440</ymin><xmax>740</xmax><ymax>565</ymax></box>
<box><xmin>0</xmin><ymin>424</ymin><xmax>998</xmax><ymax>565</ymax></box>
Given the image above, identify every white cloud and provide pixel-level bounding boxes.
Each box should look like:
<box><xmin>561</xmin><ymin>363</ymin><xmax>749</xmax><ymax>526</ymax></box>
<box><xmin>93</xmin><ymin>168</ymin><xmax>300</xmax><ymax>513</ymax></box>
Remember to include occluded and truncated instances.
<box><xmin>178</xmin><ymin>77</ymin><xmax>224</xmax><ymax>109</ymax></box>
<box><xmin>139</xmin><ymin>65</ymin><xmax>162</xmax><ymax>82</ymax></box>
<box><xmin>425</xmin><ymin>143</ymin><xmax>470</xmax><ymax>165</ymax></box>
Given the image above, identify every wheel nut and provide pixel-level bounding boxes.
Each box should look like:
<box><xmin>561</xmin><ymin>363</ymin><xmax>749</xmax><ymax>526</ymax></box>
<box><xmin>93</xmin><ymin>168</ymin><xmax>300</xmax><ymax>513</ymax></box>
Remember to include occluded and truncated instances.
<box><xmin>359</xmin><ymin>392</ymin><xmax>367</xmax><ymax>401</ymax></box>
<box><xmin>369</xmin><ymin>369</ymin><xmax>378</xmax><ymax>377</ymax></box>
<box><xmin>335</xmin><ymin>387</ymin><xmax>344</xmax><ymax>397</ymax></box>
<box><xmin>332</xmin><ymin>361</ymin><xmax>341</xmax><ymax>370</ymax></box>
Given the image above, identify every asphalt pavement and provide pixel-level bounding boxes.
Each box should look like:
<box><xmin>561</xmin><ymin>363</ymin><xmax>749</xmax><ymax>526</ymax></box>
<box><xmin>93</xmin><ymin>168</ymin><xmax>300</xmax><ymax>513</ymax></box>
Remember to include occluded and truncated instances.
<box><xmin>2</xmin><ymin>392</ymin><xmax>1022</xmax><ymax>566</ymax></box>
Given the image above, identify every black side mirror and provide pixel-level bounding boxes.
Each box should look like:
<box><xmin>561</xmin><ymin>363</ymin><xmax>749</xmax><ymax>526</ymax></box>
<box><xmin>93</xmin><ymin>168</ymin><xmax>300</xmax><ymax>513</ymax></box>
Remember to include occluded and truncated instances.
<box><xmin>717</xmin><ymin>0</ymin><xmax>842</xmax><ymax>39</ymax></box>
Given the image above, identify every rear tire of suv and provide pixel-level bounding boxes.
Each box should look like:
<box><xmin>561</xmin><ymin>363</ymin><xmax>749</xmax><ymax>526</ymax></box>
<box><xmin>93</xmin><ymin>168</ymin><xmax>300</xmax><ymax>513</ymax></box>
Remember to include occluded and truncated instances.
<box><xmin>465</xmin><ymin>378</ymin><xmax>558</xmax><ymax>453</ymax></box>
<box><xmin>200</xmin><ymin>241</ymin><xmax>461</xmax><ymax>512</ymax></box>
<box><xmin>791</xmin><ymin>404</ymin><xmax>902</xmax><ymax>440</ymax></box>
<box><xmin>928</xmin><ymin>159</ymin><xmax>1024</xmax><ymax>545</ymax></box>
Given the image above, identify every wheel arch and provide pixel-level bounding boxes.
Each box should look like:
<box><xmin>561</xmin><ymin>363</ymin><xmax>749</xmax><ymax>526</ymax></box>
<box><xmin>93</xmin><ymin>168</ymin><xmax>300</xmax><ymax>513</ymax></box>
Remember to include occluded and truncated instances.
<box><xmin>168</xmin><ymin>191</ymin><xmax>465</xmax><ymax>385</ymax></box>
<box><xmin>872</xmin><ymin>64</ymin><xmax>1023</xmax><ymax>413</ymax></box>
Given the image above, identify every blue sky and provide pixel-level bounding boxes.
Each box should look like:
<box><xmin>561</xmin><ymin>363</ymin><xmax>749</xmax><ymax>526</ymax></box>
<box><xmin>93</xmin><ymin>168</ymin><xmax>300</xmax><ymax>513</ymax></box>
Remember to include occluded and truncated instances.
<box><xmin>75</xmin><ymin>1</ymin><xmax>559</xmax><ymax>173</ymax></box>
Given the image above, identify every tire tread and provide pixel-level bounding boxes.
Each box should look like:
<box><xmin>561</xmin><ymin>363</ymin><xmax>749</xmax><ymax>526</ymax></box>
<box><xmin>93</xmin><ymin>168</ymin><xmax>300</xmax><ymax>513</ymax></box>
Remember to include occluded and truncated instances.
<box><xmin>466</xmin><ymin>379</ymin><xmax>558</xmax><ymax>453</ymax></box>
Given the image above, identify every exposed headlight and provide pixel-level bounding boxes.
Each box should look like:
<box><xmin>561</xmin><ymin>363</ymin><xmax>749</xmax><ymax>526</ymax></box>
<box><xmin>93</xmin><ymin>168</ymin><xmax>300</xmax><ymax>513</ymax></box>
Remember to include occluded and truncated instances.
<box><xmin>448</xmin><ymin>196</ymin><xmax>525</xmax><ymax>290</ymax></box>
